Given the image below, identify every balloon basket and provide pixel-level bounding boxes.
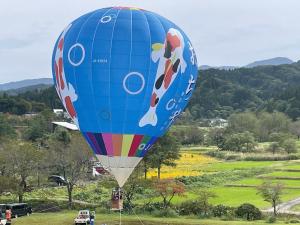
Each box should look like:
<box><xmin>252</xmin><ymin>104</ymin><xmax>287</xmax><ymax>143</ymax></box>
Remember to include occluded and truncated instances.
<box><xmin>111</xmin><ymin>187</ymin><xmax>123</xmax><ymax>211</ymax></box>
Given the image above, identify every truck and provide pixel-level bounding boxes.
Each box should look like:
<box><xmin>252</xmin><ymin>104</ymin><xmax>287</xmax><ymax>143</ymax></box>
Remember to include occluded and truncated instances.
<box><xmin>74</xmin><ymin>210</ymin><xmax>95</xmax><ymax>225</ymax></box>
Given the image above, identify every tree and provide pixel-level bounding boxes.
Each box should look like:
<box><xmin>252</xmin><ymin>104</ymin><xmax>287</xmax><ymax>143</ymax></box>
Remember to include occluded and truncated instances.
<box><xmin>258</xmin><ymin>182</ymin><xmax>284</xmax><ymax>216</ymax></box>
<box><xmin>122</xmin><ymin>173</ymin><xmax>151</xmax><ymax>211</ymax></box>
<box><xmin>23</xmin><ymin>110</ymin><xmax>55</xmax><ymax>142</ymax></box>
<box><xmin>5</xmin><ymin>141</ymin><xmax>41</xmax><ymax>202</ymax></box>
<box><xmin>207</xmin><ymin>128</ymin><xmax>226</xmax><ymax>148</ymax></box>
<box><xmin>0</xmin><ymin>176</ymin><xmax>18</xmax><ymax>195</ymax></box>
<box><xmin>154</xmin><ymin>179</ymin><xmax>185</xmax><ymax>209</ymax></box>
<box><xmin>257</xmin><ymin>112</ymin><xmax>291</xmax><ymax>141</ymax></box>
<box><xmin>290</xmin><ymin>120</ymin><xmax>300</xmax><ymax>140</ymax></box>
<box><xmin>47</xmin><ymin>129</ymin><xmax>92</xmax><ymax>208</ymax></box>
<box><xmin>267</xmin><ymin>142</ymin><xmax>281</xmax><ymax>155</ymax></box>
<box><xmin>281</xmin><ymin>139</ymin><xmax>297</xmax><ymax>154</ymax></box>
<box><xmin>181</xmin><ymin>126</ymin><xmax>204</xmax><ymax>145</ymax></box>
<box><xmin>195</xmin><ymin>189</ymin><xmax>216</xmax><ymax>216</ymax></box>
<box><xmin>222</xmin><ymin>131</ymin><xmax>256</xmax><ymax>152</ymax></box>
<box><xmin>0</xmin><ymin>113</ymin><xmax>16</xmax><ymax>141</ymax></box>
<box><xmin>235</xmin><ymin>203</ymin><xmax>262</xmax><ymax>221</ymax></box>
<box><xmin>227</xmin><ymin>112</ymin><xmax>258</xmax><ymax>134</ymax></box>
<box><xmin>145</xmin><ymin>132</ymin><xmax>180</xmax><ymax>179</ymax></box>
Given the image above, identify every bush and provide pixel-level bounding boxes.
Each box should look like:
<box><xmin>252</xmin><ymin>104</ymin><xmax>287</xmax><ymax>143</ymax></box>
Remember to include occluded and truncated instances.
<box><xmin>244</xmin><ymin>154</ymin><xmax>299</xmax><ymax>161</ymax></box>
<box><xmin>266</xmin><ymin>216</ymin><xmax>276</xmax><ymax>223</ymax></box>
<box><xmin>235</xmin><ymin>203</ymin><xmax>262</xmax><ymax>221</ymax></box>
<box><xmin>152</xmin><ymin>208</ymin><xmax>178</xmax><ymax>218</ymax></box>
<box><xmin>289</xmin><ymin>219</ymin><xmax>300</xmax><ymax>224</ymax></box>
<box><xmin>212</xmin><ymin>204</ymin><xmax>234</xmax><ymax>217</ymax></box>
<box><xmin>178</xmin><ymin>200</ymin><xmax>213</xmax><ymax>216</ymax></box>
<box><xmin>139</xmin><ymin>202</ymin><xmax>163</xmax><ymax>213</ymax></box>
<box><xmin>177</xmin><ymin>168</ymin><xmax>267</xmax><ymax>187</ymax></box>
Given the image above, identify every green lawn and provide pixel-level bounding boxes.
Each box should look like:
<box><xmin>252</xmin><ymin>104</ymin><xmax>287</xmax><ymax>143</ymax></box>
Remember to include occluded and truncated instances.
<box><xmin>11</xmin><ymin>211</ymin><xmax>292</xmax><ymax>225</ymax></box>
<box><xmin>231</xmin><ymin>178</ymin><xmax>300</xmax><ymax>187</ymax></box>
<box><xmin>210</xmin><ymin>187</ymin><xmax>300</xmax><ymax>208</ymax></box>
<box><xmin>291</xmin><ymin>204</ymin><xmax>300</xmax><ymax>212</ymax></box>
<box><xmin>265</xmin><ymin>171</ymin><xmax>300</xmax><ymax>178</ymax></box>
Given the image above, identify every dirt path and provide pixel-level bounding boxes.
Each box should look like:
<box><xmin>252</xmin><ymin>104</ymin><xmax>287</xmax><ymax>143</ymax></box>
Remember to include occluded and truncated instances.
<box><xmin>263</xmin><ymin>197</ymin><xmax>300</xmax><ymax>215</ymax></box>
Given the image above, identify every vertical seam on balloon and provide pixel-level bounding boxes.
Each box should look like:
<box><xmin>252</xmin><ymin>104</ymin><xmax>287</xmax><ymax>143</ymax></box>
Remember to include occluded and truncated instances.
<box><xmin>132</xmin><ymin>10</ymin><xmax>152</xmax><ymax>139</ymax></box>
<box><xmin>90</xmin><ymin>7</ymin><xmax>114</xmax><ymax>159</ymax></box>
<box><xmin>95</xmin><ymin>8</ymin><xmax>114</xmax><ymax>169</ymax></box>
<box><xmin>107</xmin><ymin>8</ymin><xmax>121</xmax><ymax>170</ymax></box>
<box><xmin>118</xmin><ymin>9</ymin><xmax>133</xmax><ymax>169</ymax></box>
<box><xmin>69</xmin><ymin>11</ymin><xmax>101</xmax><ymax>171</ymax></box>
<box><xmin>108</xmin><ymin>9</ymin><xmax>121</xmax><ymax>171</ymax></box>
<box><xmin>71</xmin><ymin>10</ymin><xmax>100</xmax><ymax>131</ymax></box>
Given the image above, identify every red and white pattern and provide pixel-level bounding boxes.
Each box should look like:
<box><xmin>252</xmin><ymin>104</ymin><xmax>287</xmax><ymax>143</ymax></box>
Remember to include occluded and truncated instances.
<box><xmin>139</xmin><ymin>28</ymin><xmax>187</xmax><ymax>127</ymax></box>
<box><xmin>53</xmin><ymin>24</ymin><xmax>79</xmax><ymax>127</ymax></box>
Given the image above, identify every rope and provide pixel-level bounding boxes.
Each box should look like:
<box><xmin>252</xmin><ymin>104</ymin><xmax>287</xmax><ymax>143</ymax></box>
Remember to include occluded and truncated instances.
<box><xmin>119</xmin><ymin>207</ymin><xmax>122</xmax><ymax>225</ymax></box>
<box><xmin>124</xmin><ymin>194</ymin><xmax>145</xmax><ymax>225</ymax></box>
<box><xmin>119</xmin><ymin>187</ymin><xmax>122</xmax><ymax>225</ymax></box>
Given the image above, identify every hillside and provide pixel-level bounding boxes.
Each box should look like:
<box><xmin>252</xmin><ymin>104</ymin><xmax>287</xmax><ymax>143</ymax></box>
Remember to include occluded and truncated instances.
<box><xmin>188</xmin><ymin>61</ymin><xmax>300</xmax><ymax>120</ymax></box>
<box><xmin>1</xmin><ymin>62</ymin><xmax>300</xmax><ymax>120</ymax></box>
<box><xmin>0</xmin><ymin>78</ymin><xmax>53</xmax><ymax>91</ymax></box>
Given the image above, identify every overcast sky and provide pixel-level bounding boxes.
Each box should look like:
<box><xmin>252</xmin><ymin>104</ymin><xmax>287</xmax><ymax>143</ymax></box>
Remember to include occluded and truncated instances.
<box><xmin>0</xmin><ymin>0</ymin><xmax>299</xmax><ymax>83</ymax></box>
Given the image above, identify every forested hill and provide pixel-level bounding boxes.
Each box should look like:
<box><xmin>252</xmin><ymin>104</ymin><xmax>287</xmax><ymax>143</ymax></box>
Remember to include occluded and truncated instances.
<box><xmin>188</xmin><ymin>61</ymin><xmax>300</xmax><ymax>120</ymax></box>
<box><xmin>1</xmin><ymin>61</ymin><xmax>300</xmax><ymax>120</ymax></box>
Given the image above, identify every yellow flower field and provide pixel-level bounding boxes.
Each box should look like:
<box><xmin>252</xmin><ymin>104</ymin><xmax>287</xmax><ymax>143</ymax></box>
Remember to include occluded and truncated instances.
<box><xmin>148</xmin><ymin>152</ymin><xmax>217</xmax><ymax>179</ymax></box>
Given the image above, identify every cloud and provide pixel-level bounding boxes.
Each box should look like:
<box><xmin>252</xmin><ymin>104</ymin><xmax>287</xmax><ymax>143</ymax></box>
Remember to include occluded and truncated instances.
<box><xmin>0</xmin><ymin>0</ymin><xmax>300</xmax><ymax>83</ymax></box>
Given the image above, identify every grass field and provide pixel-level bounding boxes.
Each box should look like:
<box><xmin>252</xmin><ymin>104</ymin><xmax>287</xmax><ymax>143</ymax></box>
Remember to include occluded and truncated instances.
<box><xmin>147</xmin><ymin>152</ymin><xmax>217</xmax><ymax>178</ymax></box>
<box><xmin>11</xmin><ymin>211</ymin><xmax>295</xmax><ymax>225</ymax></box>
<box><xmin>231</xmin><ymin>178</ymin><xmax>300</xmax><ymax>187</ymax></box>
<box><xmin>2</xmin><ymin>147</ymin><xmax>300</xmax><ymax>217</ymax></box>
<box><xmin>291</xmin><ymin>204</ymin><xmax>300</xmax><ymax>212</ymax></box>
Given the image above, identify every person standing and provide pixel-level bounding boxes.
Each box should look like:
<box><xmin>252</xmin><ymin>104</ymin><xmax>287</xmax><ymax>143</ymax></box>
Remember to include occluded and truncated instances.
<box><xmin>5</xmin><ymin>207</ymin><xmax>11</xmax><ymax>225</ymax></box>
<box><xmin>0</xmin><ymin>207</ymin><xmax>5</xmax><ymax>225</ymax></box>
<box><xmin>90</xmin><ymin>212</ymin><xmax>95</xmax><ymax>225</ymax></box>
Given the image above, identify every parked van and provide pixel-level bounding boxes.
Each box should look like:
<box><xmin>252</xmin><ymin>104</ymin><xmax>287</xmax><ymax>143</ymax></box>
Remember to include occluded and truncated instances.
<box><xmin>6</xmin><ymin>204</ymin><xmax>32</xmax><ymax>218</ymax></box>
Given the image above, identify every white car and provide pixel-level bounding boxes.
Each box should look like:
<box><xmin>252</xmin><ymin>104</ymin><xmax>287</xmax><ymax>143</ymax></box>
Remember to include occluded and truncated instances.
<box><xmin>74</xmin><ymin>210</ymin><xmax>91</xmax><ymax>225</ymax></box>
<box><xmin>0</xmin><ymin>219</ymin><xmax>7</xmax><ymax>225</ymax></box>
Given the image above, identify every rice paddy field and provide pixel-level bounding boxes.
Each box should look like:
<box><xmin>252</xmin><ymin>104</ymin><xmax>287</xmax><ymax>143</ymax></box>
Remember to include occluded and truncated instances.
<box><xmin>146</xmin><ymin>147</ymin><xmax>300</xmax><ymax>209</ymax></box>
<box><xmin>3</xmin><ymin>145</ymin><xmax>300</xmax><ymax>224</ymax></box>
<box><xmin>8</xmin><ymin>147</ymin><xmax>299</xmax><ymax>211</ymax></box>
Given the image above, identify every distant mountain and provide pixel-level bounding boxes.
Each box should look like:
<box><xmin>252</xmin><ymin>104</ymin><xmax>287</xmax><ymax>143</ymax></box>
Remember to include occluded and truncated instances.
<box><xmin>245</xmin><ymin>57</ymin><xmax>294</xmax><ymax>68</ymax></box>
<box><xmin>199</xmin><ymin>65</ymin><xmax>238</xmax><ymax>71</ymax></box>
<box><xmin>199</xmin><ymin>57</ymin><xmax>295</xmax><ymax>71</ymax></box>
<box><xmin>1</xmin><ymin>84</ymin><xmax>53</xmax><ymax>96</ymax></box>
<box><xmin>0</xmin><ymin>78</ymin><xmax>53</xmax><ymax>91</ymax></box>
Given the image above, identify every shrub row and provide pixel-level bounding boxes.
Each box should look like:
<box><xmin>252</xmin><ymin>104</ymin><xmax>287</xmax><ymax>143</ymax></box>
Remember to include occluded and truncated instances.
<box><xmin>205</xmin><ymin>151</ymin><xmax>299</xmax><ymax>161</ymax></box>
<box><xmin>176</xmin><ymin>168</ymin><xmax>268</xmax><ymax>187</ymax></box>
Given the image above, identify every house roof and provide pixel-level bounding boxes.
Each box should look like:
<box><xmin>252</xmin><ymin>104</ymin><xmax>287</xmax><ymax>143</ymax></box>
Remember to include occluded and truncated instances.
<box><xmin>52</xmin><ymin>121</ymin><xmax>79</xmax><ymax>131</ymax></box>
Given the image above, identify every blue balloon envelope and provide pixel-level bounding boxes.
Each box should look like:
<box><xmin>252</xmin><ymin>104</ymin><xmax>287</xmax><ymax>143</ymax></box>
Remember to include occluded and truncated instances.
<box><xmin>52</xmin><ymin>6</ymin><xmax>198</xmax><ymax>186</ymax></box>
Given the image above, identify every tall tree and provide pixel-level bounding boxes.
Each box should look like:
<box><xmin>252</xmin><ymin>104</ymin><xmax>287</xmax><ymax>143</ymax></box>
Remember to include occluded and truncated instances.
<box><xmin>290</xmin><ymin>120</ymin><xmax>300</xmax><ymax>140</ymax></box>
<box><xmin>145</xmin><ymin>132</ymin><xmax>180</xmax><ymax>179</ymax></box>
<box><xmin>258</xmin><ymin>182</ymin><xmax>284</xmax><ymax>216</ymax></box>
<box><xmin>48</xmin><ymin>128</ymin><xmax>92</xmax><ymax>208</ymax></box>
<box><xmin>6</xmin><ymin>141</ymin><xmax>41</xmax><ymax>202</ymax></box>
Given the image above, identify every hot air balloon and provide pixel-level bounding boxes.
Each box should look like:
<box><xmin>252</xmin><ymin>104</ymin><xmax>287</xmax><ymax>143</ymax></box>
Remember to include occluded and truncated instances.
<box><xmin>52</xmin><ymin>6</ymin><xmax>198</xmax><ymax>188</ymax></box>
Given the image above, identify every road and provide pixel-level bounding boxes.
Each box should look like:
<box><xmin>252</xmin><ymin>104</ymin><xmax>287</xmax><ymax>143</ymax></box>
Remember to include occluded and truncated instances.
<box><xmin>263</xmin><ymin>197</ymin><xmax>300</xmax><ymax>215</ymax></box>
